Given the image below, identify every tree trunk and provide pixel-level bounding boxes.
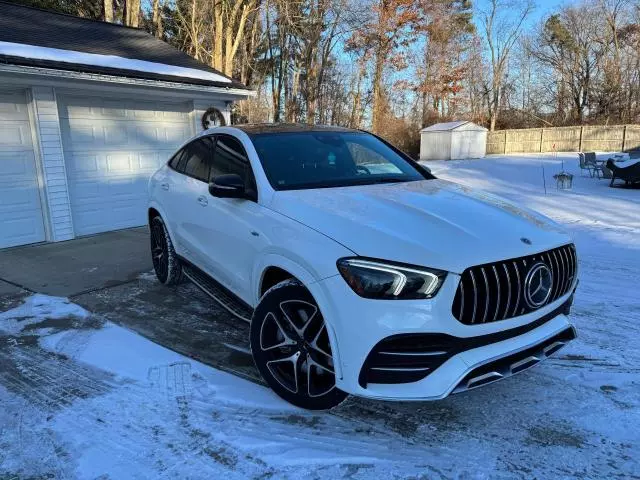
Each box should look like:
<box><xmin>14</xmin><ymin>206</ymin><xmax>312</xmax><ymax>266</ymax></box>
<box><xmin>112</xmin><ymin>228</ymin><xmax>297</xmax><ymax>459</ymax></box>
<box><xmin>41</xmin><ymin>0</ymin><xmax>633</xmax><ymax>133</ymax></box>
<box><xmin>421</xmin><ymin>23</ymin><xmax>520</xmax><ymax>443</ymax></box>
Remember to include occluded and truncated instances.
<box><xmin>103</xmin><ymin>0</ymin><xmax>113</xmax><ymax>22</ymax></box>
<box><xmin>152</xmin><ymin>0</ymin><xmax>163</xmax><ymax>38</ymax></box>
<box><xmin>371</xmin><ymin>46</ymin><xmax>385</xmax><ymax>134</ymax></box>
<box><xmin>125</xmin><ymin>0</ymin><xmax>140</xmax><ymax>27</ymax></box>
<box><xmin>212</xmin><ymin>2</ymin><xmax>224</xmax><ymax>71</ymax></box>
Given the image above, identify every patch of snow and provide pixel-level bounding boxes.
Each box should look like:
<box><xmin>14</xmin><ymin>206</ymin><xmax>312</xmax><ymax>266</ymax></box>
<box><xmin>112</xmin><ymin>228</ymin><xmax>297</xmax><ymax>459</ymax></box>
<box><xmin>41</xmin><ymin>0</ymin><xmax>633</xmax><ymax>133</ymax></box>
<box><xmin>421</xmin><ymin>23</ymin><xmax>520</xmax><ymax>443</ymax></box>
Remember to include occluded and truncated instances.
<box><xmin>0</xmin><ymin>294</ymin><xmax>88</xmax><ymax>334</ymax></box>
<box><xmin>137</xmin><ymin>270</ymin><xmax>158</xmax><ymax>281</ymax></box>
<box><xmin>0</xmin><ymin>41</ymin><xmax>232</xmax><ymax>84</ymax></box>
<box><xmin>32</xmin><ymin>315</ymin><xmax>468</xmax><ymax>478</ymax></box>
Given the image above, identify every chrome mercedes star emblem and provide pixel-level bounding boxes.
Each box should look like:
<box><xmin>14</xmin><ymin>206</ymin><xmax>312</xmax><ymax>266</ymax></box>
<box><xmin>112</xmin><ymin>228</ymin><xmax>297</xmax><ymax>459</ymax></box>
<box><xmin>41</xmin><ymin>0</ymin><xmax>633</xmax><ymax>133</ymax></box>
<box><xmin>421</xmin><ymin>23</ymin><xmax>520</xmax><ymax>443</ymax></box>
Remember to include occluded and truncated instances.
<box><xmin>524</xmin><ymin>262</ymin><xmax>553</xmax><ymax>308</ymax></box>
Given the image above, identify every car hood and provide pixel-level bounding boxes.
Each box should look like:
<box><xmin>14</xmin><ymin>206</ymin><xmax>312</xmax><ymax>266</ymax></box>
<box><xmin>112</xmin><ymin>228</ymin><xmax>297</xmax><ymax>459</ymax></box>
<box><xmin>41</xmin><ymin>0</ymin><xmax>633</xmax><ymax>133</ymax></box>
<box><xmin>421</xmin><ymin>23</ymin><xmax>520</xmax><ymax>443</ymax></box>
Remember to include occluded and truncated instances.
<box><xmin>269</xmin><ymin>179</ymin><xmax>571</xmax><ymax>274</ymax></box>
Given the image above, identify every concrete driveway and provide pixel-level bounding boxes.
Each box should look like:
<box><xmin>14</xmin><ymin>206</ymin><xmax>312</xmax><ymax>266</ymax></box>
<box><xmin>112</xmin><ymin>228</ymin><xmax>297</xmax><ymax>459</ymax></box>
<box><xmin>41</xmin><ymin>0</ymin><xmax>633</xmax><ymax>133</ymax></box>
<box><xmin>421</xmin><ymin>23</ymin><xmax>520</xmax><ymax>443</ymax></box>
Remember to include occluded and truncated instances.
<box><xmin>0</xmin><ymin>227</ymin><xmax>152</xmax><ymax>297</ymax></box>
<box><xmin>0</xmin><ymin>227</ymin><xmax>258</xmax><ymax>380</ymax></box>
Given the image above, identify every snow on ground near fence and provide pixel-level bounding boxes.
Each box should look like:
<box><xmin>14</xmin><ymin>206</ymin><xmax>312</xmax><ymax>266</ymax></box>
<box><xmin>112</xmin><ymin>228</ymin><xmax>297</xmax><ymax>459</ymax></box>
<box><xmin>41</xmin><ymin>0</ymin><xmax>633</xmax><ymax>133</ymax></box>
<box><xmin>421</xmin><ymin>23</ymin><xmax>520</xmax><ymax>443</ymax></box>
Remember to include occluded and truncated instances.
<box><xmin>0</xmin><ymin>153</ymin><xmax>638</xmax><ymax>478</ymax></box>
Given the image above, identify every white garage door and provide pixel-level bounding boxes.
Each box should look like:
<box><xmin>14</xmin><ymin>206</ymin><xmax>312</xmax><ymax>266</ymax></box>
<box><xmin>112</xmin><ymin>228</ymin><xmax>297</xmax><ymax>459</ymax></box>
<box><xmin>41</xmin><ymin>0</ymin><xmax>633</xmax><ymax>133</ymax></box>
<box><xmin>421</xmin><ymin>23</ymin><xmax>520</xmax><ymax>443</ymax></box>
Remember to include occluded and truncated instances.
<box><xmin>0</xmin><ymin>90</ymin><xmax>46</xmax><ymax>249</ymax></box>
<box><xmin>59</xmin><ymin>95</ymin><xmax>192</xmax><ymax>236</ymax></box>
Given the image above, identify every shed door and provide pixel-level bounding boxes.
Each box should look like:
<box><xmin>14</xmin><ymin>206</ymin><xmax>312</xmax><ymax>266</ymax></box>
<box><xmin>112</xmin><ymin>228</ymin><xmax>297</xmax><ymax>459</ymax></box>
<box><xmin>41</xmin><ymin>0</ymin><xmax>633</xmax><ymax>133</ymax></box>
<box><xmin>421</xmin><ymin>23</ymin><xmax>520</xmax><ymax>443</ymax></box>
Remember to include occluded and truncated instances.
<box><xmin>58</xmin><ymin>95</ymin><xmax>192</xmax><ymax>236</ymax></box>
<box><xmin>0</xmin><ymin>89</ymin><xmax>46</xmax><ymax>249</ymax></box>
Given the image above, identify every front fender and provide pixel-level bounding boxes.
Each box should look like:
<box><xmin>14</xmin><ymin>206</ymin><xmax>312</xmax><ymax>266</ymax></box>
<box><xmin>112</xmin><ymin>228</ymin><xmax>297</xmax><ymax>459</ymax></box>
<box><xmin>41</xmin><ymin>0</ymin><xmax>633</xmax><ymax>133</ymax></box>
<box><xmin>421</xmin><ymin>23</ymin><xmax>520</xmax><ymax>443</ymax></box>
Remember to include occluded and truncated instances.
<box><xmin>252</xmin><ymin>253</ymin><xmax>345</xmax><ymax>380</ymax></box>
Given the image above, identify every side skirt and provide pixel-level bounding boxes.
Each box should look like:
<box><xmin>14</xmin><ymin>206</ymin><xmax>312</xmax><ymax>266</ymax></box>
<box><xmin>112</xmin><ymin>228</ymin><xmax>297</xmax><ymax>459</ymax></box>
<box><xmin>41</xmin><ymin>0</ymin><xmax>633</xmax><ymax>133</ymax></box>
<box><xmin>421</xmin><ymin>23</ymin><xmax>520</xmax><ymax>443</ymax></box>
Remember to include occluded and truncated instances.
<box><xmin>179</xmin><ymin>256</ymin><xmax>254</xmax><ymax>323</ymax></box>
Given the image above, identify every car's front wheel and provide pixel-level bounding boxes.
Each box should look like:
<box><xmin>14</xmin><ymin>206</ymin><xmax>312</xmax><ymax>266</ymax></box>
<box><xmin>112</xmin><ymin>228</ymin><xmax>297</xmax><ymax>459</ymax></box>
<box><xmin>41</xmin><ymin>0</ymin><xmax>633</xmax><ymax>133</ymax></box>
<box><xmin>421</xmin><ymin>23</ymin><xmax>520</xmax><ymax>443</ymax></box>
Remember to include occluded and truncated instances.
<box><xmin>150</xmin><ymin>215</ymin><xmax>182</xmax><ymax>285</ymax></box>
<box><xmin>250</xmin><ymin>280</ymin><xmax>348</xmax><ymax>410</ymax></box>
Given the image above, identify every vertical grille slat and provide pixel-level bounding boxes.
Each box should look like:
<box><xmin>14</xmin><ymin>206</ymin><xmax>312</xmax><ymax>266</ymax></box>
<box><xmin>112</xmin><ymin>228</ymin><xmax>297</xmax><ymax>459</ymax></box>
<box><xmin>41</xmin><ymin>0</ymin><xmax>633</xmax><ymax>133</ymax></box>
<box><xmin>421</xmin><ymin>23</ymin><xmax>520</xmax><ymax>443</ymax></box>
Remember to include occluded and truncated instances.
<box><xmin>492</xmin><ymin>265</ymin><xmax>501</xmax><ymax>321</ymax></box>
<box><xmin>551</xmin><ymin>250</ymin><xmax>562</xmax><ymax>301</ymax></box>
<box><xmin>502</xmin><ymin>263</ymin><xmax>511</xmax><ymax>321</ymax></box>
<box><xmin>561</xmin><ymin>248</ymin><xmax>572</xmax><ymax>294</ymax></box>
<box><xmin>512</xmin><ymin>261</ymin><xmax>522</xmax><ymax>318</ymax></box>
<box><xmin>558</xmin><ymin>249</ymin><xmax>568</xmax><ymax>299</ymax></box>
<box><xmin>469</xmin><ymin>270</ymin><xmax>478</xmax><ymax>324</ymax></box>
<box><xmin>545</xmin><ymin>252</ymin><xmax>558</xmax><ymax>299</ymax></box>
<box><xmin>480</xmin><ymin>267</ymin><xmax>490</xmax><ymax>324</ymax></box>
<box><xmin>453</xmin><ymin>244</ymin><xmax>577</xmax><ymax>325</ymax></box>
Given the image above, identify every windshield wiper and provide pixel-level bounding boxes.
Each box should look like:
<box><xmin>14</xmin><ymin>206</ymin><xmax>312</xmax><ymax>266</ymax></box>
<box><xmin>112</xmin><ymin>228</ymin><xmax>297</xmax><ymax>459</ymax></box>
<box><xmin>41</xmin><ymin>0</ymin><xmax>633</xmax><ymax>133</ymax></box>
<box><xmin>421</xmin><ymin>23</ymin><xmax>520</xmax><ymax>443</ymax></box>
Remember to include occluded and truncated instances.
<box><xmin>365</xmin><ymin>177</ymin><xmax>411</xmax><ymax>184</ymax></box>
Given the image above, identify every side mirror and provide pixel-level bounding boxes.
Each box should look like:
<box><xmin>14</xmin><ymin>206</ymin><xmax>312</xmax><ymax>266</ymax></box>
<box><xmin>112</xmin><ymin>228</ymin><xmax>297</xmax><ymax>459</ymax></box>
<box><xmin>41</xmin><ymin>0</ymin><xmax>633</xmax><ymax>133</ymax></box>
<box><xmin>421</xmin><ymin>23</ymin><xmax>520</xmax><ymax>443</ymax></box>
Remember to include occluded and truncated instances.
<box><xmin>209</xmin><ymin>174</ymin><xmax>246</xmax><ymax>199</ymax></box>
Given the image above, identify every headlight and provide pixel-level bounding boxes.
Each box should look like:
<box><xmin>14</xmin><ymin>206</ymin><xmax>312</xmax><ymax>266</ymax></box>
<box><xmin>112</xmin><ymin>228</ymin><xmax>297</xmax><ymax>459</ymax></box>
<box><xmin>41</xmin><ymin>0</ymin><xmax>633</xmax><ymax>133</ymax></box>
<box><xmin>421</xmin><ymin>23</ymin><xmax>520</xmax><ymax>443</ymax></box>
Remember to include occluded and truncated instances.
<box><xmin>337</xmin><ymin>258</ymin><xmax>446</xmax><ymax>300</ymax></box>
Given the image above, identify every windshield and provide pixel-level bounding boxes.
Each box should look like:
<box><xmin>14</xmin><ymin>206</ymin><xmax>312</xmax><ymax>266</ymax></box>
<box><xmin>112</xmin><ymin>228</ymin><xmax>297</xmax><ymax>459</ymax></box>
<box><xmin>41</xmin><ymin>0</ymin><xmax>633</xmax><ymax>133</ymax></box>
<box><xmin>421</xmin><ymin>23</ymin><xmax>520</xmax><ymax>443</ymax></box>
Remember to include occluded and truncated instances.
<box><xmin>249</xmin><ymin>131</ymin><xmax>429</xmax><ymax>191</ymax></box>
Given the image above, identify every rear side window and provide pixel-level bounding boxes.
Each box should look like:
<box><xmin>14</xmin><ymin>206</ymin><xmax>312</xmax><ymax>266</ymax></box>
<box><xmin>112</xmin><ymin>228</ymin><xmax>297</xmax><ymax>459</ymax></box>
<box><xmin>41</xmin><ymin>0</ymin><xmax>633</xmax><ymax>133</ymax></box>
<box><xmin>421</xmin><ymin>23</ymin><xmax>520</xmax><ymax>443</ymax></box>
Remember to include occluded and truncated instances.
<box><xmin>211</xmin><ymin>135</ymin><xmax>250</xmax><ymax>178</ymax></box>
<box><xmin>168</xmin><ymin>149</ymin><xmax>186</xmax><ymax>170</ymax></box>
<box><xmin>171</xmin><ymin>137</ymin><xmax>214</xmax><ymax>182</ymax></box>
<box><xmin>212</xmin><ymin>134</ymin><xmax>257</xmax><ymax>198</ymax></box>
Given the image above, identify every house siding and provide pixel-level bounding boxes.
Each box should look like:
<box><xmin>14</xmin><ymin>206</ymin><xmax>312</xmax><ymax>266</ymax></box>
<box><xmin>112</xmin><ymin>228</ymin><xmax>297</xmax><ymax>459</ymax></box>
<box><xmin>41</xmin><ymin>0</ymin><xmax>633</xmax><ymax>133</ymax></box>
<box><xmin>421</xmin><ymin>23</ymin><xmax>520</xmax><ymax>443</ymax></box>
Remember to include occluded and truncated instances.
<box><xmin>31</xmin><ymin>86</ymin><xmax>75</xmax><ymax>241</ymax></box>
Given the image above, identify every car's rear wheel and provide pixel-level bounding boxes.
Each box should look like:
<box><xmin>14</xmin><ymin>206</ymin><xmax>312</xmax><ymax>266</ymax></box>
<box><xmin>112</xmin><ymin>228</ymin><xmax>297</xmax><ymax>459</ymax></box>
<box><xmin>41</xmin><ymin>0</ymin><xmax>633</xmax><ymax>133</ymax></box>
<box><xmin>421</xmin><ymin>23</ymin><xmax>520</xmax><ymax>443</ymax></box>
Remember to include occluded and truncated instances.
<box><xmin>150</xmin><ymin>215</ymin><xmax>182</xmax><ymax>285</ymax></box>
<box><xmin>250</xmin><ymin>280</ymin><xmax>348</xmax><ymax>410</ymax></box>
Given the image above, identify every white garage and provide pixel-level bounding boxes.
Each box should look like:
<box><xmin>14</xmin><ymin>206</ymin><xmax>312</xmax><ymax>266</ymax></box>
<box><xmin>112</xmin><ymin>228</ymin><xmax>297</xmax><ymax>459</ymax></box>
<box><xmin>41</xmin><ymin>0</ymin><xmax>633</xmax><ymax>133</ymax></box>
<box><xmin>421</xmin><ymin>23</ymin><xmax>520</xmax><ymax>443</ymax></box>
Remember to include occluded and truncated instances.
<box><xmin>420</xmin><ymin>121</ymin><xmax>487</xmax><ymax>161</ymax></box>
<box><xmin>59</xmin><ymin>96</ymin><xmax>192</xmax><ymax>236</ymax></box>
<box><xmin>0</xmin><ymin>2</ymin><xmax>253</xmax><ymax>248</ymax></box>
<box><xmin>0</xmin><ymin>89</ymin><xmax>46</xmax><ymax>248</ymax></box>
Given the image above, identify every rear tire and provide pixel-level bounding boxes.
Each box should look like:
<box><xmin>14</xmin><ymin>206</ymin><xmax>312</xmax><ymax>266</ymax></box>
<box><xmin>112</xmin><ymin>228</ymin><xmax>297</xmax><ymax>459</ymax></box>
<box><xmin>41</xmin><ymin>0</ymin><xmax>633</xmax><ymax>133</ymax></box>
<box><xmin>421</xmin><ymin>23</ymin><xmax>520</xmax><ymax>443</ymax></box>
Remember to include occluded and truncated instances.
<box><xmin>250</xmin><ymin>280</ymin><xmax>348</xmax><ymax>410</ymax></box>
<box><xmin>150</xmin><ymin>215</ymin><xmax>182</xmax><ymax>285</ymax></box>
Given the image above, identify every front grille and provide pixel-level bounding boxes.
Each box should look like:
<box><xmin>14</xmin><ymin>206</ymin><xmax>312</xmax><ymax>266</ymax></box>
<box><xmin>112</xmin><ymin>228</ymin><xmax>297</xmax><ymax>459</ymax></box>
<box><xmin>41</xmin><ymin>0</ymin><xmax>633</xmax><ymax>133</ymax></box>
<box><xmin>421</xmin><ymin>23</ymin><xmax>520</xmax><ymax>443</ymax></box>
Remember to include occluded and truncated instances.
<box><xmin>452</xmin><ymin>244</ymin><xmax>577</xmax><ymax>325</ymax></box>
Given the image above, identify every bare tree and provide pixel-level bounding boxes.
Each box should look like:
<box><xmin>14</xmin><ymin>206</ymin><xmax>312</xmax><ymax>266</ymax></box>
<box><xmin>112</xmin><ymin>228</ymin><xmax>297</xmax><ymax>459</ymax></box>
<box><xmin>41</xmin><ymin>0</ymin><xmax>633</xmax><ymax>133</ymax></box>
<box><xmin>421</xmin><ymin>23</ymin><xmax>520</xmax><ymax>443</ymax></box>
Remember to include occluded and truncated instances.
<box><xmin>480</xmin><ymin>0</ymin><xmax>534</xmax><ymax>130</ymax></box>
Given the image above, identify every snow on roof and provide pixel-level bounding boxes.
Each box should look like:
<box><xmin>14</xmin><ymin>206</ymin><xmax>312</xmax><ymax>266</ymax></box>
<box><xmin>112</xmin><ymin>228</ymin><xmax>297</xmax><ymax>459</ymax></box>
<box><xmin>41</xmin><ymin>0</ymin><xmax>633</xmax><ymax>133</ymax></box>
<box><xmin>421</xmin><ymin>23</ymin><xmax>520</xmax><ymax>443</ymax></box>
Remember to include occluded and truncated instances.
<box><xmin>0</xmin><ymin>41</ymin><xmax>231</xmax><ymax>84</ymax></box>
<box><xmin>421</xmin><ymin>121</ymin><xmax>487</xmax><ymax>132</ymax></box>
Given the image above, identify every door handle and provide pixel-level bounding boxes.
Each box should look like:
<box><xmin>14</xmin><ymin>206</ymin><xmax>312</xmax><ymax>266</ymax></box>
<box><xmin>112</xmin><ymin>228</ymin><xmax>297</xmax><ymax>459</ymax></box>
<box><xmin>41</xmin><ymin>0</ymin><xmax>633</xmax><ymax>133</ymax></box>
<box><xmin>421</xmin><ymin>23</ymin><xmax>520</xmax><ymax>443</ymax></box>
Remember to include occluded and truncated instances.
<box><xmin>161</xmin><ymin>182</ymin><xmax>169</xmax><ymax>191</ymax></box>
<box><xmin>197</xmin><ymin>195</ymin><xmax>208</xmax><ymax>207</ymax></box>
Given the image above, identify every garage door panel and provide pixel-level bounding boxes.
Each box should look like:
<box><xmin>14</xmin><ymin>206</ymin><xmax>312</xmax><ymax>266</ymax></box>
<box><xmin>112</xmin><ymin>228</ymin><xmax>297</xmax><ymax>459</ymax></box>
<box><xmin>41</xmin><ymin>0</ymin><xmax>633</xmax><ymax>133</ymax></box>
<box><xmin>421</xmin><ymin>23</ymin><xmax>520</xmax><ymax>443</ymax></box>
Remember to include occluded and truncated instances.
<box><xmin>60</xmin><ymin>97</ymin><xmax>190</xmax><ymax>122</ymax></box>
<box><xmin>0</xmin><ymin>90</ymin><xmax>45</xmax><ymax>249</ymax></box>
<box><xmin>1</xmin><ymin>215</ymin><xmax>43</xmax><ymax>246</ymax></box>
<box><xmin>0</xmin><ymin>121</ymin><xmax>33</xmax><ymax>149</ymax></box>
<box><xmin>60</xmin><ymin>95</ymin><xmax>191</xmax><ymax>236</ymax></box>
<box><xmin>0</xmin><ymin>151</ymin><xmax>32</xmax><ymax>176</ymax></box>
<box><xmin>0</xmin><ymin>92</ymin><xmax>29</xmax><ymax>118</ymax></box>
<box><xmin>63</xmin><ymin>122</ymin><xmax>190</xmax><ymax>150</ymax></box>
<box><xmin>0</xmin><ymin>181</ymin><xmax>42</xmax><ymax>211</ymax></box>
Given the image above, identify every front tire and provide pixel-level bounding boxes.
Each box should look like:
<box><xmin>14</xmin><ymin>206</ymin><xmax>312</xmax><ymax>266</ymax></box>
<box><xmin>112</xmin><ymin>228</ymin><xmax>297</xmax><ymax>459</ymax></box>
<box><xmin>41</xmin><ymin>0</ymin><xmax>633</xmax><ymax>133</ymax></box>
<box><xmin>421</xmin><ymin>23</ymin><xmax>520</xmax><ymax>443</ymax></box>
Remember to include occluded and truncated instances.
<box><xmin>150</xmin><ymin>215</ymin><xmax>182</xmax><ymax>285</ymax></box>
<box><xmin>250</xmin><ymin>280</ymin><xmax>348</xmax><ymax>410</ymax></box>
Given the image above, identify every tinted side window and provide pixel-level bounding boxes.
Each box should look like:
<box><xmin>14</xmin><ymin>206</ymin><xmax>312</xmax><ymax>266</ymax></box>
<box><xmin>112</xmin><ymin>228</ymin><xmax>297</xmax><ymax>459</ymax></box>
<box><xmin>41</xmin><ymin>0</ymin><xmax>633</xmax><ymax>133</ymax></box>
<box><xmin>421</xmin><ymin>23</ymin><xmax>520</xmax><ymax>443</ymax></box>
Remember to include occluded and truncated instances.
<box><xmin>169</xmin><ymin>148</ymin><xmax>187</xmax><ymax>171</ymax></box>
<box><xmin>211</xmin><ymin>135</ymin><xmax>249</xmax><ymax>178</ymax></box>
<box><xmin>182</xmin><ymin>138</ymin><xmax>214</xmax><ymax>182</ymax></box>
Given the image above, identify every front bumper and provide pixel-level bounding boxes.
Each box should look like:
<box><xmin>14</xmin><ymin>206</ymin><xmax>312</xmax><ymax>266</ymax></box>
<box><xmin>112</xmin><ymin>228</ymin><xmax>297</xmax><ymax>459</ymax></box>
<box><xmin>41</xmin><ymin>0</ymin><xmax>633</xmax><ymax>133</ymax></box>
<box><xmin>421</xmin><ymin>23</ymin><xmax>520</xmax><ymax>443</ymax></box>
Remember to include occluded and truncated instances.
<box><xmin>307</xmin><ymin>273</ymin><xmax>576</xmax><ymax>401</ymax></box>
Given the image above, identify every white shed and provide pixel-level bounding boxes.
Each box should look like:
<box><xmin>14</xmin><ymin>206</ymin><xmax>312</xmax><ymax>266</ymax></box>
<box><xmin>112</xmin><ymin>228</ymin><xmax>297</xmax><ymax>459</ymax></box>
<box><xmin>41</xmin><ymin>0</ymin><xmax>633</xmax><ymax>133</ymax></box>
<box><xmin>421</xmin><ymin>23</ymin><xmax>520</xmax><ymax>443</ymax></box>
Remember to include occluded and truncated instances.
<box><xmin>420</xmin><ymin>121</ymin><xmax>487</xmax><ymax>161</ymax></box>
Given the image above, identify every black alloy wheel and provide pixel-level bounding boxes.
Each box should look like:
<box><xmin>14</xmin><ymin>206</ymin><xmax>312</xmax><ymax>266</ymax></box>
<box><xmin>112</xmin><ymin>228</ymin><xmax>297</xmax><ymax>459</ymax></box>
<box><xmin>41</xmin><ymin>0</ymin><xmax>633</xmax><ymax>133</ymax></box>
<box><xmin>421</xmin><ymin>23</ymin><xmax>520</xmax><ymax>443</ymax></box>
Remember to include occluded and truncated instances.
<box><xmin>250</xmin><ymin>281</ymin><xmax>348</xmax><ymax>410</ymax></box>
<box><xmin>150</xmin><ymin>216</ymin><xmax>182</xmax><ymax>285</ymax></box>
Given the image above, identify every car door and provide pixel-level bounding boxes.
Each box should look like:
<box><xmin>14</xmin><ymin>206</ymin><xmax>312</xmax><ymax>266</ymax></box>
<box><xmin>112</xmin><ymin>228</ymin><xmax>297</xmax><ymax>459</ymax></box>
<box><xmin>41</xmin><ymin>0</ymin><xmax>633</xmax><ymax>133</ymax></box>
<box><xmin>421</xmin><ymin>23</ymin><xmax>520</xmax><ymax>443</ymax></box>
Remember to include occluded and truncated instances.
<box><xmin>193</xmin><ymin>134</ymin><xmax>267</xmax><ymax>304</ymax></box>
<box><xmin>167</xmin><ymin>137</ymin><xmax>215</xmax><ymax>267</ymax></box>
<box><xmin>156</xmin><ymin>146</ymin><xmax>189</xmax><ymax>253</ymax></box>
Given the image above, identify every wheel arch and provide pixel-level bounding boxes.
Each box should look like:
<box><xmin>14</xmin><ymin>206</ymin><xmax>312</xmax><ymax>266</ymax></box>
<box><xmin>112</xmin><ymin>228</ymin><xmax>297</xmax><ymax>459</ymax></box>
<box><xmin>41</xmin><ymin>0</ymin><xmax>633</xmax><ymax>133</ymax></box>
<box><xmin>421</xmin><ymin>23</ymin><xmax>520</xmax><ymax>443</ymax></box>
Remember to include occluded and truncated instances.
<box><xmin>253</xmin><ymin>255</ymin><xmax>344</xmax><ymax>380</ymax></box>
<box><xmin>147</xmin><ymin>202</ymin><xmax>177</xmax><ymax>246</ymax></box>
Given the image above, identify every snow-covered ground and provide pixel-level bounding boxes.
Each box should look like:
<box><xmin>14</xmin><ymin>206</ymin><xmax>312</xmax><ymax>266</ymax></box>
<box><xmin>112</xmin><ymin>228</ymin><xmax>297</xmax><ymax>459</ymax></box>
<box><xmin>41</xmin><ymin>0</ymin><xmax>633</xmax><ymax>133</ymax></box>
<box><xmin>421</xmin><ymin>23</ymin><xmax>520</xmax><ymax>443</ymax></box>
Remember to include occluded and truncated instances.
<box><xmin>1</xmin><ymin>153</ymin><xmax>639</xmax><ymax>479</ymax></box>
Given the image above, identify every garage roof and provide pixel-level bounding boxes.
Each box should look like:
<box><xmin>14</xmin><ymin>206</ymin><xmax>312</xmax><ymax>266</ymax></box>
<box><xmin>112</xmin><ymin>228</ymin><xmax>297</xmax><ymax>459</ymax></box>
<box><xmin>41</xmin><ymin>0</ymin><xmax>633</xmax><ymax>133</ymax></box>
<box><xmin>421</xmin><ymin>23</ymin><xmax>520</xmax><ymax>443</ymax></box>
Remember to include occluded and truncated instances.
<box><xmin>421</xmin><ymin>121</ymin><xmax>487</xmax><ymax>132</ymax></box>
<box><xmin>0</xmin><ymin>1</ymin><xmax>251</xmax><ymax>90</ymax></box>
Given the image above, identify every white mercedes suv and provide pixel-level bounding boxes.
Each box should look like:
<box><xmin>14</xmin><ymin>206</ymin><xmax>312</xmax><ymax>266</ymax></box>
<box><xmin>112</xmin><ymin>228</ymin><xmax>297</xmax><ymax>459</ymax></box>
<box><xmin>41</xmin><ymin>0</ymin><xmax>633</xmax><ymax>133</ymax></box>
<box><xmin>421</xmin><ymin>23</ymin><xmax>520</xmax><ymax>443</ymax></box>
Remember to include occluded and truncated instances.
<box><xmin>148</xmin><ymin>124</ymin><xmax>578</xmax><ymax>410</ymax></box>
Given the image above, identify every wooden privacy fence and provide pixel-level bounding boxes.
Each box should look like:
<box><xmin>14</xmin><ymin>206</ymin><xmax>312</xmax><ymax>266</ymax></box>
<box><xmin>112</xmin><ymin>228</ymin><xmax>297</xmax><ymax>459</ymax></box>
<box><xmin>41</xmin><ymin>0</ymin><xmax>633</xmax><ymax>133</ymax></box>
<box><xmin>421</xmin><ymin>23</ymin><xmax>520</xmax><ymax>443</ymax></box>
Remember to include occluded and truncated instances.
<box><xmin>486</xmin><ymin>125</ymin><xmax>640</xmax><ymax>154</ymax></box>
